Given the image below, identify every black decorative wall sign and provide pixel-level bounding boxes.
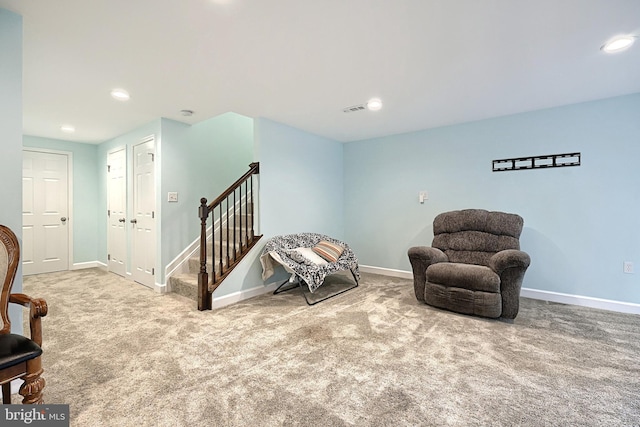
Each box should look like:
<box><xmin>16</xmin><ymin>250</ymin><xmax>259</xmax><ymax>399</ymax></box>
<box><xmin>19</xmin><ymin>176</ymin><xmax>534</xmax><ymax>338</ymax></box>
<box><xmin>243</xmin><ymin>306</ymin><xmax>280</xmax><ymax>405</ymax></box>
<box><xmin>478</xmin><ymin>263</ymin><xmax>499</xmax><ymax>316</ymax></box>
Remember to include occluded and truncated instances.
<box><xmin>492</xmin><ymin>152</ymin><xmax>580</xmax><ymax>172</ymax></box>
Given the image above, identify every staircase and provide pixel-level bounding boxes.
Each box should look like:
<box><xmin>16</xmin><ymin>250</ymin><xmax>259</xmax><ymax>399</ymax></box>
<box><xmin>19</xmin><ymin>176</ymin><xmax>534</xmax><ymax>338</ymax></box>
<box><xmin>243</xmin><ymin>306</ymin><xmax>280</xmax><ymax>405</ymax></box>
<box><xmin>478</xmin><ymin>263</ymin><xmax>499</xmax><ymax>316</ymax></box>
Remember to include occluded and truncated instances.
<box><xmin>168</xmin><ymin>212</ymin><xmax>257</xmax><ymax>301</ymax></box>
<box><xmin>168</xmin><ymin>162</ymin><xmax>262</xmax><ymax>310</ymax></box>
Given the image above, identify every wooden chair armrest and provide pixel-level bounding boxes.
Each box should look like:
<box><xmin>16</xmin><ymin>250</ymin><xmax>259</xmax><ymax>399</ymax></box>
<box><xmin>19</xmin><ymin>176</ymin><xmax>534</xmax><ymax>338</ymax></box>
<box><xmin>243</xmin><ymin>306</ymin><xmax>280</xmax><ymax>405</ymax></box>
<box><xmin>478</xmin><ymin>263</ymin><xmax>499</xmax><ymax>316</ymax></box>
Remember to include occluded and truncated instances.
<box><xmin>9</xmin><ymin>293</ymin><xmax>48</xmax><ymax>347</ymax></box>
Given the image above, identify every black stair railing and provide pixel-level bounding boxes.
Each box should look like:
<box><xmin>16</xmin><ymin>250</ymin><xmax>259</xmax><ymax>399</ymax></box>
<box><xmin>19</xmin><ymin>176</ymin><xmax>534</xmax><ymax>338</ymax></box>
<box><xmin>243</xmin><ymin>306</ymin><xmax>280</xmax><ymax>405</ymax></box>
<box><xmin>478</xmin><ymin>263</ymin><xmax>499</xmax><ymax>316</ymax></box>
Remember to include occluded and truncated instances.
<box><xmin>198</xmin><ymin>162</ymin><xmax>261</xmax><ymax>310</ymax></box>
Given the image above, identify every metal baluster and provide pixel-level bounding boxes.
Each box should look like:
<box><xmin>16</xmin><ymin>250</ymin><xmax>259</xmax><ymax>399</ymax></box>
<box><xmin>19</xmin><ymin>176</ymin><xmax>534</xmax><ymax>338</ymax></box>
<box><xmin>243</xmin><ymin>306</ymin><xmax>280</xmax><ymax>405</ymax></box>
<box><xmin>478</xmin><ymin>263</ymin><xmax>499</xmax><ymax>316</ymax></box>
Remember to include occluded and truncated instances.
<box><xmin>219</xmin><ymin>204</ymin><xmax>223</xmax><ymax>276</ymax></box>
<box><xmin>238</xmin><ymin>183</ymin><xmax>244</xmax><ymax>251</ymax></box>
<box><xmin>244</xmin><ymin>180</ymin><xmax>249</xmax><ymax>245</ymax></box>
<box><xmin>233</xmin><ymin>189</ymin><xmax>237</xmax><ymax>261</ymax></box>
<box><xmin>250</xmin><ymin>174</ymin><xmax>254</xmax><ymax>240</ymax></box>
<box><xmin>225</xmin><ymin>196</ymin><xmax>230</xmax><ymax>269</ymax></box>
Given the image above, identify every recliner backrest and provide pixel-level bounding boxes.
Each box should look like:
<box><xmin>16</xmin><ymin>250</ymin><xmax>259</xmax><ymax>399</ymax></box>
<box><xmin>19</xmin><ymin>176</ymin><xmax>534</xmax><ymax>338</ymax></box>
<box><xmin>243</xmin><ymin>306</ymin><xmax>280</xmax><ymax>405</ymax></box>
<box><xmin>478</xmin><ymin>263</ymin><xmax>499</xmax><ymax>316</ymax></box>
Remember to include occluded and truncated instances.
<box><xmin>431</xmin><ymin>209</ymin><xmax>523</xmax><ymax>266</ymax></box>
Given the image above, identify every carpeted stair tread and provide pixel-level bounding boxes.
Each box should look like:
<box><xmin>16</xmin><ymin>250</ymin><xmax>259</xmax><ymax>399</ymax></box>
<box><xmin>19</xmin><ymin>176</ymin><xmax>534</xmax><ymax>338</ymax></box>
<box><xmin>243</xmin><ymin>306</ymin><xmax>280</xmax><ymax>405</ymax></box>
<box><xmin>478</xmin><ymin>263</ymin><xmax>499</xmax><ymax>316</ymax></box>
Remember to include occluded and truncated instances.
<box><xmin>168</xmin><ymin>273</ymin><xmax>198</xmax><ymax>301</ymax></box>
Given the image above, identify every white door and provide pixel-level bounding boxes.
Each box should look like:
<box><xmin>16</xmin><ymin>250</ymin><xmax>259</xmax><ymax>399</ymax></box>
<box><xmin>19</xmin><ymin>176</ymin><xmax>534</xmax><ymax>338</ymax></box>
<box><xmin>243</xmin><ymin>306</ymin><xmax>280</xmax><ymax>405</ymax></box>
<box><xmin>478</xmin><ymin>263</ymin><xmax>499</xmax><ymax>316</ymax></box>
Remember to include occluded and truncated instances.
<box><xmin>22</xmin><ymin>150</ymin><xmax>70</xmax><ymax>275</ymax></box>
<box><xmin>107</xmin><ymin>148</ymin><xmax>127</xmax><ymax>277</ymax></box>
<box><xmin>131</xmin><ymin>137</ymin><xmax>156</xmax><ymax>287</ymax></box>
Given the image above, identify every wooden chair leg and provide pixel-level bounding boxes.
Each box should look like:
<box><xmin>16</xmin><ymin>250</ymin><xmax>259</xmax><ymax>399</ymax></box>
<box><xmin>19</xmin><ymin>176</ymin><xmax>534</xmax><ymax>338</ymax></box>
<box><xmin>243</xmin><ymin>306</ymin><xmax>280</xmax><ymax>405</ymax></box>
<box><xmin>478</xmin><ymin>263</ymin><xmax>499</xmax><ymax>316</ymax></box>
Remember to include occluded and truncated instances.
<box><xmin>2</xmin><ymin>383</ymin><xmax>11</xmax><ymax>404</ymax></box>
<box><xmin>19</xmin><ymin>358</ymin><xmax>45</xmax><ymax>404</ymax></box>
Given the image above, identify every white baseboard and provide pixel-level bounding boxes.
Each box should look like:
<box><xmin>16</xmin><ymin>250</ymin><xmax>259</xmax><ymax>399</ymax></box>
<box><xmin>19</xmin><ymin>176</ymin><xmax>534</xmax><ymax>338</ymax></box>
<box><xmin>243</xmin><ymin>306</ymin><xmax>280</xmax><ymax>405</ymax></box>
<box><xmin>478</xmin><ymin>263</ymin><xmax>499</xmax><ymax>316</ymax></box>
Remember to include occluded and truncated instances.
<box><xmin>72</xmin><ymin>261</ymin><xmax>106</xmax><ymax>270</ymax></box>
<box><xmin>360</xmin><ymin>265</ymin><xmax>413</xmax><ymax>279</ymax></box>
<box><xmin>164</xmin><ymin>235</ymin><xmax>203</xmax><ymax>279</ymax></box>
<box><xmin>520</xmin><ymin>288</ymin><xmax>640</xmax><ymax>315</ymax></box>
<box><xmin>360</xmin><ymin>265</ymin><xmax>640</xmax><ymax>315</ymax></box>
<box><xmin>154</xmin><ymin>282</ymin><xmax>167</xmax><ymax>294</ymax></box>
<box><xmin>131</xmin><ymin>278</ymin><xmax>166</xmax><ymax>294</ymax></box>
<box><xmin>211</xmin><ymin>282</ymin><xmax>279</xmax><ymax>310</ymax></box>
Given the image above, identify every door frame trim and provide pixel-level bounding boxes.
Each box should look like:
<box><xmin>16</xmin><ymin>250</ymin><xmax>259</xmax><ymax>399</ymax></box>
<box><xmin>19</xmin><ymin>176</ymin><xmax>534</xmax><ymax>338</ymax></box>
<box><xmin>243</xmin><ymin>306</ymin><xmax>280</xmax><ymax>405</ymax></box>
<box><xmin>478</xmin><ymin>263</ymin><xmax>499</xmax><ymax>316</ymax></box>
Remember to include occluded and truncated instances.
<box><xmin>23</xmin><ymin>147</ymin><xmax>74</xmax><ymax>272</ymax></box>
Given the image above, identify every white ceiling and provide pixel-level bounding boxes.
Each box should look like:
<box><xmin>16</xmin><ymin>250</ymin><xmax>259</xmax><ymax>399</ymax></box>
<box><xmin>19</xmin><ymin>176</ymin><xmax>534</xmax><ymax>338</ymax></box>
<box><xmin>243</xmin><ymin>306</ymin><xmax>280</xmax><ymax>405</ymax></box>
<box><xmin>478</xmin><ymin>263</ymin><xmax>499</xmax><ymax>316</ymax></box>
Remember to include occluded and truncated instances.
<box><xmin>1</xmin><ymin>0</ymin><xmax>639</xmax><ymax>144</ymax></box>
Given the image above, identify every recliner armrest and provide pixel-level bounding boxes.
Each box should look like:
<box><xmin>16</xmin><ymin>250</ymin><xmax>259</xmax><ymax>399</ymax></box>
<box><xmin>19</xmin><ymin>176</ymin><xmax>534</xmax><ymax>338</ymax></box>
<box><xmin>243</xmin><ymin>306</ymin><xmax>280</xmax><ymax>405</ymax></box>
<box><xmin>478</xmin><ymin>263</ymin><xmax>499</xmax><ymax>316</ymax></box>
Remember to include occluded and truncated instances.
<box><xmin>407</xmin><ymin>246</ymin><xmax>448</xmax><ymax>302</ymax></box>
<box><xmin>408</xmin><ymin>246</ymin><xmax>448</xmax><ymax>263</ymax></box>
<box><xmin>9</xmin><ymin>293</ymin><xmax>48</xmax><ymax>347</ymax></box>
<box><xmin>489</xmin><ymin>250</ymin><xmax>530</xmax><ymax>320</ymax></box>
<box><xmin>489</xmin><ymin>249</ymin><xmax>530</xmax><ymax>275</ymax></box>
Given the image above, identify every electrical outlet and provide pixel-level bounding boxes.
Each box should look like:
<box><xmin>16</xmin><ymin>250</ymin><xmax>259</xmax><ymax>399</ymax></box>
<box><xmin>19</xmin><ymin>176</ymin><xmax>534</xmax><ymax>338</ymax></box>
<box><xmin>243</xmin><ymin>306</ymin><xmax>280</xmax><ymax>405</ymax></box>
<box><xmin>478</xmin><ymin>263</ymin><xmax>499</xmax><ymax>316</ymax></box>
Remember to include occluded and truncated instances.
<box><xmin>167</xmin><ymin>192</ymin><xmax>178</xmax><ymax>202</ymax></box>
<box><xmin>623</xmin><ymin>261</ymin><xmax>634</xmax><ymax>274</ymax></box>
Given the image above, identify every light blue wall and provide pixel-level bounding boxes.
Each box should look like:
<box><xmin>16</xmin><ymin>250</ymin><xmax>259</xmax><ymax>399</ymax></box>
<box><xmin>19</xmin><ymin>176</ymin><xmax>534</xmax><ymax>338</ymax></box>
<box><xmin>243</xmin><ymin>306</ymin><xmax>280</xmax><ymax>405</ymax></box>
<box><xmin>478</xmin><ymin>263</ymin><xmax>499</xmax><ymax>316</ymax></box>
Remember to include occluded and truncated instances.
<box><xmin>159</xmin><ymin>118</ymin><xmax>191</xmax><ymax>284</ymax></box>
<box><xmin>0</xmin><ymin>9</ymin><xmax>23</xmax><ymax>331</ymax></box>
<box><xmin>344</xmin><ymin>93</ymin><xmax>640</xmax><ymax>304</ymax></box>
<box><xmin>23</xmin><ymin>136</ymin><xmax>99</xmax><ymax>264</ymax></box>
<box><xmin>187</xmin><ymin>112</ymin><xmax>256</xmax><ymax>202</ymax></box>
<box><xmin>160</xmin><ymin>113</ymin><xmax>255</xmax><ymax>283</ymax></box>
<box><xmin>229</xmin><ymin>118</ymin><xmax>346</xmax><ymax>291</ymax></box>
<box><xmin>255</xmin><ymin>118</ymin><xmax>345</xmax><ymax>239</ymax></box>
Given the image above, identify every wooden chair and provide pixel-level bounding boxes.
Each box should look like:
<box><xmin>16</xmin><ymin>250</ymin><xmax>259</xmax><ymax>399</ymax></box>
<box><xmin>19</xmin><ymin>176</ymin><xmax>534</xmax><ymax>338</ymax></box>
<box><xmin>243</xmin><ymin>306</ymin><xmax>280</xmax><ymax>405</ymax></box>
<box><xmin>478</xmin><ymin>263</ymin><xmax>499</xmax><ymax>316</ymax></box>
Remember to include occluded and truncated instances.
<box><xmin>0</xmin><ymin>225</ymin><xmax>48</xmax><ymax>404</ymax></box>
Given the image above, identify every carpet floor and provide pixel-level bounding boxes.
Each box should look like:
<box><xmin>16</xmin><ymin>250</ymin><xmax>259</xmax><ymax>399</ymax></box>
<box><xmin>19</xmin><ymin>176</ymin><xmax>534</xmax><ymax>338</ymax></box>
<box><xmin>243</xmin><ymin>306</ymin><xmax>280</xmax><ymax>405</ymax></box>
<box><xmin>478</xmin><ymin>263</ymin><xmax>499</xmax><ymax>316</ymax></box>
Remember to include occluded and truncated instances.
<box><xmin>14</xmin><ymin>268</ymin><xmax>640</xmax><ymax>426</ymax></box>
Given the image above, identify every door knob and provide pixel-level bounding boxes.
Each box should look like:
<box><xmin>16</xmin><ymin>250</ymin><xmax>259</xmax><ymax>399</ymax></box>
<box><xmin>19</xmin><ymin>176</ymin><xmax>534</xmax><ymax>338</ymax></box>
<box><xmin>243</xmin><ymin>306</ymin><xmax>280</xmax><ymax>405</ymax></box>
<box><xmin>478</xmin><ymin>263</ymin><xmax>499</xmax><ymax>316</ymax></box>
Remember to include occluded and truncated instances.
<box><xmin>118</xmin><ymin>218</ymin><xmax>126</xmax><ymax>223</ymax></box>
<box><xmin>61</xmin><ymin>217</ymin><xmax>67</xmax><ymax>223</ymax></box>
<box><xmin>130</xmin><ymin>219</ymin><xmax>137</xmax><ymax>224</ymax></box>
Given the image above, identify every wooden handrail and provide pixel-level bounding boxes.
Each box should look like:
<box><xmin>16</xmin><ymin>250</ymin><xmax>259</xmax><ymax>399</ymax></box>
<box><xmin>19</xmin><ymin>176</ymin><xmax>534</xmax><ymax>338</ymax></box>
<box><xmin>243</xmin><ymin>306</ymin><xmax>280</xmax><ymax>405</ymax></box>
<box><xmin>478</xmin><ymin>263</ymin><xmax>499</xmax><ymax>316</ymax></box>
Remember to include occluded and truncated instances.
<box><xmin>206</xmin><ymin>162</ymin><xmax>259</xmax><ymax>213</ymax></box>
<box><xmin>198</xmin><ymin>162</ymin><xmax>261</xmax><ymax>310</ymax></box>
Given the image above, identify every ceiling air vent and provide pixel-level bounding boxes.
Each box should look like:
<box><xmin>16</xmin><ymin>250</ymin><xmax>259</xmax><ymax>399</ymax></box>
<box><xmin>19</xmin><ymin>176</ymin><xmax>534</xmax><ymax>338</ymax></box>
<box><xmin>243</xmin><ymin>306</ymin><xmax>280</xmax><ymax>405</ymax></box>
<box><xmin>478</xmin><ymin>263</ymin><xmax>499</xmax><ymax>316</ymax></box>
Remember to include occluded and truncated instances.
<box><xmin>342</xmin><ymin>104</ymin><xmax>367</xmax><ymax>113</ymax></box>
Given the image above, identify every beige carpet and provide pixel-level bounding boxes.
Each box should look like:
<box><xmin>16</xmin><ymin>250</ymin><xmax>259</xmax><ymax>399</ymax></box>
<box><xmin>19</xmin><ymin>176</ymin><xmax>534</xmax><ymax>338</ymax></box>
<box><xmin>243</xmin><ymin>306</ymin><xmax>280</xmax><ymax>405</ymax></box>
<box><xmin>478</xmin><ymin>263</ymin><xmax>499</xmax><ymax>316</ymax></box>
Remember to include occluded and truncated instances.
<box><xmin>16</xmin><ymin>268</ymin><xmax>640</xmax><ymax>426</ymax></box>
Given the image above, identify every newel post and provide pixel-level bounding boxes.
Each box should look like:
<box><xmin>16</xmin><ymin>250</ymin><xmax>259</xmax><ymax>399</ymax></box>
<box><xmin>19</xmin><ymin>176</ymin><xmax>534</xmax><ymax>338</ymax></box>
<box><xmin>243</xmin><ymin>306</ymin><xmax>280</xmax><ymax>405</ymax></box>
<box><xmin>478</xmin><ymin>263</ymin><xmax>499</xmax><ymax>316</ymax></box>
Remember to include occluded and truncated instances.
<box><xmin>198</xmin><ymin>198</ymin><xmax>211</xmax><ymax>310</ymax></box>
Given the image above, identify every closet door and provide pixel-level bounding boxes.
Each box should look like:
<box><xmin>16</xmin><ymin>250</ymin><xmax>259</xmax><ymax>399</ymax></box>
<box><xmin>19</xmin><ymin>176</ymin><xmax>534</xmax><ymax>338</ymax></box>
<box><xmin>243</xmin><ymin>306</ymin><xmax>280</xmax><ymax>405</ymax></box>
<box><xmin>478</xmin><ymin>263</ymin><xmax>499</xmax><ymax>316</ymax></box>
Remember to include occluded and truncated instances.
<box><xmin>131</xmin><ymin>137</ymin><xmax>156</xmax><ymax>287</ymax></box>
<box><xmin>22</xmin><ymin>150</ymin><xmax>70</xmax><ymax>275</ymax></box>
<box><xmin>107</xmin><ymin>148</ymin><xmax>127</xmax><ymax>277</ymax></box>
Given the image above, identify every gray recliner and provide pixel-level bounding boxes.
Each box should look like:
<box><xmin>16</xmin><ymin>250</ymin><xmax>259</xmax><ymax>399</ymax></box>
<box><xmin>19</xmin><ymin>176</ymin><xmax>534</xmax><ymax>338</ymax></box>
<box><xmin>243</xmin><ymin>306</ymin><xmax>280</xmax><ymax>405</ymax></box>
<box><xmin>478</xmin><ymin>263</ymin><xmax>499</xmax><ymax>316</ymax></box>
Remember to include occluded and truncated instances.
<box><xmin>408</xmin><ymin>209</ymin><xmax>530</xmax><ymax>319</ymax></box>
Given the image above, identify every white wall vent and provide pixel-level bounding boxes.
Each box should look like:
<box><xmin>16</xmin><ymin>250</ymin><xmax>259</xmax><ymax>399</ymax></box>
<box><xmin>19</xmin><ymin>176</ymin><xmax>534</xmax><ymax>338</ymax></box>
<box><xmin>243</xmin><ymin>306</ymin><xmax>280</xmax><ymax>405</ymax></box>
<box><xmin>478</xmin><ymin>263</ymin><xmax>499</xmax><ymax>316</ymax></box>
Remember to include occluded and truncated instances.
<box><xmin>342</xmin><ymin>104</ymin><xmax>366</xmax><ymax>113</ymax></box>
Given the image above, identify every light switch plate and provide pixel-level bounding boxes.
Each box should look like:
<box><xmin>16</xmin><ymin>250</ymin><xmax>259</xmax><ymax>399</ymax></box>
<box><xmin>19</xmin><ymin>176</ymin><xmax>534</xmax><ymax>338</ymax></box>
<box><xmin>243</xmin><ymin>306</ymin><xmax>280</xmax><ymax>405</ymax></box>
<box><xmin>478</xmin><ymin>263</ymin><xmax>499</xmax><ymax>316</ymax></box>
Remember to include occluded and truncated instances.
<box><xmin>168</xmin><ymin>192</ymin><xmax>178</xmax><ymax>202</ymax></box>
<box><xmin>419</xmin><ymin>191</ymin><xmax>428</xmax><ymax>204</ymax></box>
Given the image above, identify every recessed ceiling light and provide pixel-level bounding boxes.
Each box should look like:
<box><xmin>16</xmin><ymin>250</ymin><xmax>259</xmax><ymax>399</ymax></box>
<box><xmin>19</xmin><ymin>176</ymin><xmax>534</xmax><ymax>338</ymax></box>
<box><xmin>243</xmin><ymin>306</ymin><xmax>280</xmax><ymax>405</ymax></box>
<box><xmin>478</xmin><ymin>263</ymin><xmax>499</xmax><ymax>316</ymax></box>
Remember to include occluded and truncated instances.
<box><xmin>601</xmin><ymin>35</ymin><xmax>636</xmax><ymax>53</ymax></box>
<box><xmin>180</xmin><ymin>109</ymin><xmax>194</xmax><ymax>117</ymax></box>
<box><xmin>60</xmin><ymin>125</ymin><xmax>75</xmax><ymax>133</ymax></box>
<box><xmin>367</xmin><ymin>98</ymin><xmax>383</xmax><ymax>111</ymax></box>
<box><xmin>110</xmin><ymin>88</ymin><xmax>130</xmax><ymax>101</ymax></box>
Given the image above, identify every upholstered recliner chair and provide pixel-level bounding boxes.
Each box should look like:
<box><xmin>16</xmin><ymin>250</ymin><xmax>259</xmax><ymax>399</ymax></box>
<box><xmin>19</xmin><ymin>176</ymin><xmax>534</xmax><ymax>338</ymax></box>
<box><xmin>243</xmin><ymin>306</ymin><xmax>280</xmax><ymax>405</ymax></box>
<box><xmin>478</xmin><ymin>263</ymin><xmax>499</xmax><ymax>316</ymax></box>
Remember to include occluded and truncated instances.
<box><xmin>408</xmin><ymin>209</ymin><xmax>530</xmax><ymax>320</ymax></box>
